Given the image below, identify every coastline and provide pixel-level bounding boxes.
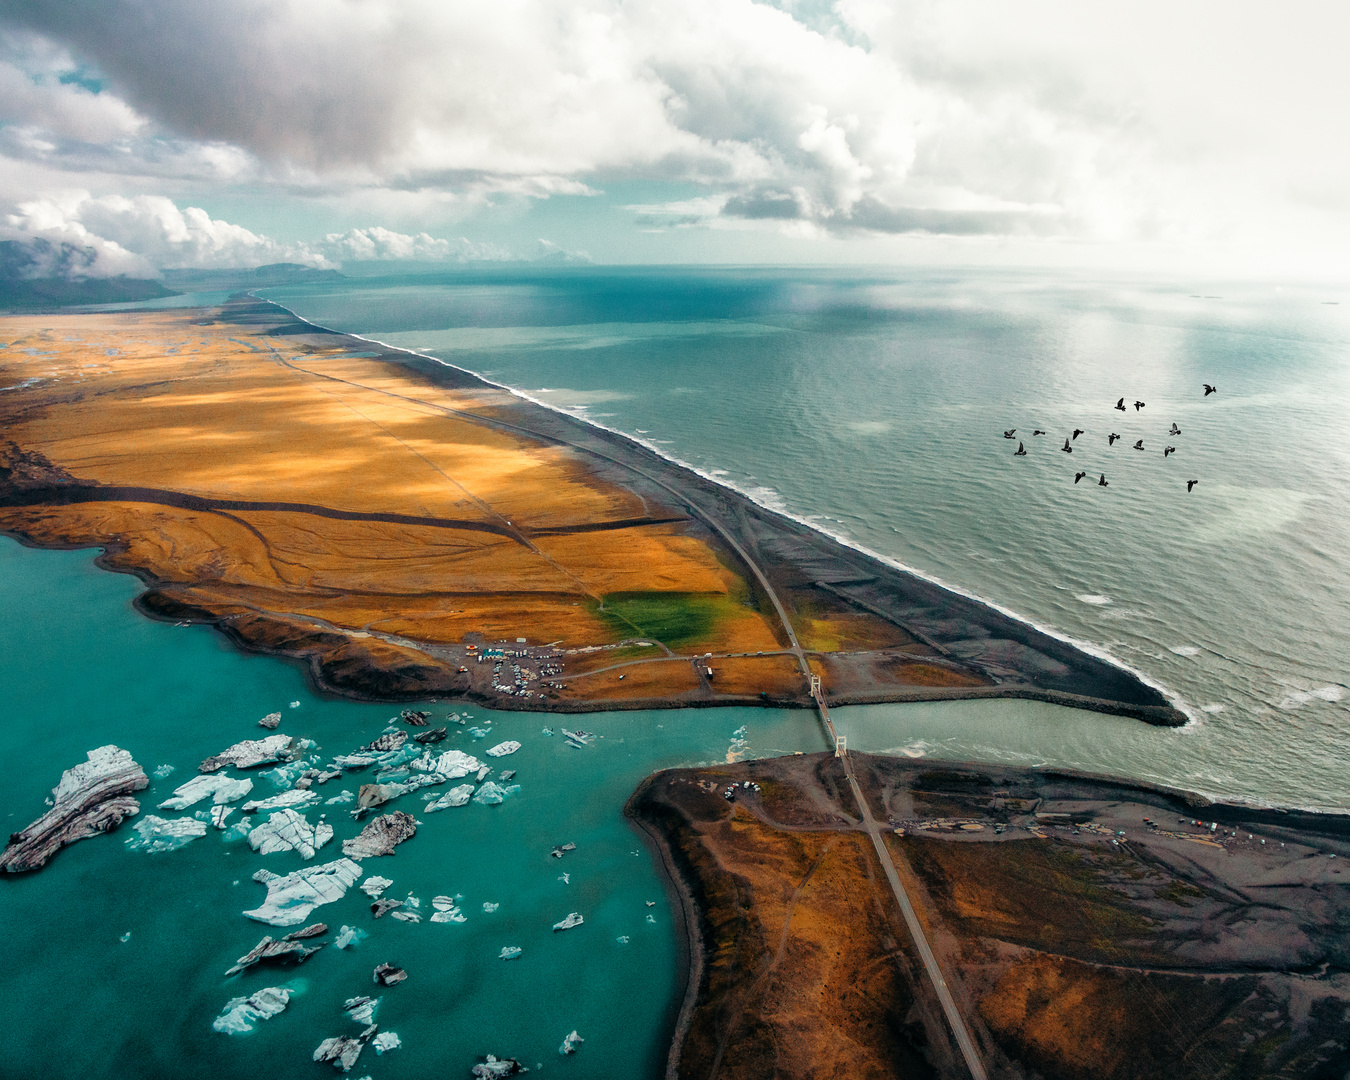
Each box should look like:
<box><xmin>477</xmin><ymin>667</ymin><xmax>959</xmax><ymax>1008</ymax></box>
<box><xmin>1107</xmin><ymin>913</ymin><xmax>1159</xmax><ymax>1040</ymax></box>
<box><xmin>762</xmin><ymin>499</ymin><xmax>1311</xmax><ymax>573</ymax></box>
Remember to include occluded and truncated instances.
<box><xmin>629</xmin><ymin>752</ymin><xmax>1350</xmax><ymax>1080</ymax></box>
<box><xmin>0</xmin><ymin>297</ymin><xmax>1185</xmax><ymax>723</ymax></box>
<box><xmin>283</xmin><ymin>300</ymin><xmax>1193</xmax><ymax>726</ymax></box>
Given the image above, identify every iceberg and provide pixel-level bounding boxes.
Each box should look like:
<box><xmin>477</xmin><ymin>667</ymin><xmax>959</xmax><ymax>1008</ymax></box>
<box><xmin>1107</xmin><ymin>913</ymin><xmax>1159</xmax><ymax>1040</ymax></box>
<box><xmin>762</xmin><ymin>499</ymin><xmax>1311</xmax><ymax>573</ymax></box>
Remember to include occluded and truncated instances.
<box><xmin>363</xmin><ymin>732</ymin><xmax>407</xmax><ymax>753</ymax></box>
<box><xmin>224</xmin><ymin>930</ymin><xmax>326</xmax><ymax>976</ymax></box>
<box><xmin>472</xmin><ymin>1054</ymin><xmax>529</xmax><ymax>1077</ymax></box>
<box><xmin>559</xmin><ymin>1030</ymin><xmax>583</xmax><ymax>1055</ymax></box>
<box><xmin>485</xmin><ymin>741</ymin><xmax>521</xmax><ymax>758</ymax></box>
<box><xmin>424</xmin><ymin>784</ymin><xmax>474</xmax><ymax>812</ymax></box>
<box><xmin>212</xmin><ymin>987</ymin><xmax>292</xmax><ymax>1035</ymax></box>
<box><xmin>344</xmin><ymin>996</ymin><xmax>380</xmax><ymax>1024</ymax></box>
<box><xmin>244</xmin><ymin>858</ymin><xmax>363</xmax><ymax>926</ymax></box>
<box><xmin>360</xmin><ymin>875</ymin><xmax>393</xmax><ymax>899</ymax></box>
<box><xmin>1</xmin><ymin>745</ymin><xmax>148</xmax><ymax>873</ymax></box>
<box><xmin>482</xmin><ymin>902</ymin><xmax>499</xmax><ymax>914</ymax></box>
<box><xmin>373</xmin><ymin>1032</ymin><xmax>401</xmax><ymax>1054</ymax></box>
<box><xmin>221</xmin><ymin>816</ymin><xmax>252</xmax><ymax>843</ymax></box>
<box><xmin>199</xmin><ymin>735</ymin><xmax>297</xmax><ymax>773</ymax></box>
<box><xmin>326</xmin><ymin>790</ymin><xmax>355</xmax><ymax>805</ymax></box>
<box><xmin>334</xmin><ymin>925</ymin><xmax>368</xmax><ymax>950</ymax></box>
<box><xmin>430</xmin><ymin>895</ymin><xmax>466</xmax><ymax>923</ymax></box>
<box><xmin>248</xmin><ymin>809</ymin><xmax>333</xmax><ymax>859</ymax></box>
<box><xmin>242</xmin><ymin>789</ymin><xmax>318</xmax><ymax>814</ymax></box>
<box><xmin>153</xmin><ymin>764</ymin><xmax>176</xmax><ymax>779</ymax></box>
<box><xmin>373</xmin><ymin>963</ymin><xmax>407</xmax><ymax>986</ymax></box>
<box><xmin>413</xmin><ymin>726</ymin><xmax>447</xmax><ymax>744</ymax></box>
<box><xmin>342</xmin><ymin>812</ymin><xmax>416</xmax><ymax>859</ymax></box>
<box><xmin>210</xmin><ymin>805</ymin><xmax>236</xmax><ymax>829</ymax></box>
<box><xmin>356</xmin><ymin>782</ymin><xmax>408</xmax><ymax>812</ymax></box>
<box><xmin>158</xmin><ymin>774</ymin><xmax>253</xmax><ymax>811</ymax></box>
<box><xmin>314</xmin><ymin>1024</ymin><xmax>376</xmax><ymax>1072</ymax></box>
<box><xmin>125</xmin><ymin>815</ymin><xmax>207</xmax><ymax>853</ymax></box>
<box><xmin>389</xmin><ymin>910</ymin><xmax>421</xmax><ymax>923</ymax></box>
<box><xmin>472</xmin><ymin>782</ymin><xmax>520</xmax><ymax>807</ymax></box>
<box><xmin>552</xmin><ymin>912</ymin><xmax>584</xmax><ymax>932</ymax></box>
<box><xmin>408</xmin><ymin>748</ymin><xmax>482</xmax><ymax>781</ymax></box>
<box><xmin>498</xmin><ymin>946</ymin><xmax>522</xmax><ymax>960</ymax></box>
<box><xmin>258</xmin><ymin>712</ymin><xmax>282</xmax><ymax>730</ymax></box>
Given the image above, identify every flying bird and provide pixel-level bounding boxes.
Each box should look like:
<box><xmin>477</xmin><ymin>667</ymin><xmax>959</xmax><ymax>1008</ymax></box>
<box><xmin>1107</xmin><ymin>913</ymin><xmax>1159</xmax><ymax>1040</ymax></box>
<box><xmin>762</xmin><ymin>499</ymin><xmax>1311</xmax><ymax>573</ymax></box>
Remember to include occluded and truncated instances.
<box><xmin>1164</xmin><ymin>446</ymin><xmax>1176</xmax><ymax>457</ymax></box>
<box><xmin>1072</xmin><ymin>428</ymin><xmax>1084</xmax><ymax>440</ymax></box>
<box><xmin>1108</xmin><ymin>433</ymin><xmax>1120</xmax><ymax>446</ymax></box>
<box><xmin>1114</xmin><ymin>397</ymin><xmax>1127</xmax><ymax>411</ymax></box>
<box><xmin>1003</xmin><ymin>429</ymin><xmax>1016</xmax><ymax>439</ymax></box>
<box><xmin>1134</xmin><ymin>400</ymin><xmax>1146</xmax><ymax>411</ymax></box>
<box><xmin>1203</xmin><ymin>384</ymin><xmax>1216</xmax><ymax>396</ymax></box>
<box><xmin>1098</xmin><ymin>474</ymin><xmax>1109</xmax><ymax>486</ymax></box>
<box><xmin>1061</xmin><ymin>438</ymin><xmax>1073</xmax><ymax>453</ymax></box>
<box><xmin>1014</xmin><ymin>442</ymin><xmax>1027</xmax><ymax>456</ymax></box>
<box><xmin>1187</xmin><ymin>479</ymin><xmax>1199</xmax><ymax>492</ymax></box>
<box><xmin>1133</xmin><ymin>439</ymin><xmax>1145</xmax><ymax>450</ymax></box>
<box><xmin>1074</xmin><ymin>471</ymin><xmax>1087</xmax><ymax>484</ymax></box>
<box><xmin>1033</xmin><ymin>429</ymin><xmax>1046</xmax><ymax>435</ymax></box>
<box><xmin>1169</xmin><ymin>423</ymin><xmax>1181</xmax><ymax>435</ymax></box>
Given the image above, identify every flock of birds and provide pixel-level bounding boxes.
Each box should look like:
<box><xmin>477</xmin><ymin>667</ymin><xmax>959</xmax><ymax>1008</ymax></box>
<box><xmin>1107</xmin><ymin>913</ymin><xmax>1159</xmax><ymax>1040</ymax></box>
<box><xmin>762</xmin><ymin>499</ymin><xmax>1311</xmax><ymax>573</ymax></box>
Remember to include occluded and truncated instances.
<box><xmin>1005</xmin><ymin>383</ymin><xmax>1216</xmax><ymax>491</ymax></box>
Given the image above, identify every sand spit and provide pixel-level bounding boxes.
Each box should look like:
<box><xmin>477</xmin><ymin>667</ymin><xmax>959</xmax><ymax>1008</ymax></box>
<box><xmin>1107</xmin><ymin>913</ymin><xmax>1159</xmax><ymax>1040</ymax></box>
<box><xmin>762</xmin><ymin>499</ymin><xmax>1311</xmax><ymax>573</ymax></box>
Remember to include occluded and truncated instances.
<box><xmin>628</xmin><ymin>753</ymin><xmax>1350</xmax><ymax>1080</ymax></box>
<box><xmin>0</xmin><ymin>298</ymin><xmax>1180</xmax><ymax>721</ymax></box>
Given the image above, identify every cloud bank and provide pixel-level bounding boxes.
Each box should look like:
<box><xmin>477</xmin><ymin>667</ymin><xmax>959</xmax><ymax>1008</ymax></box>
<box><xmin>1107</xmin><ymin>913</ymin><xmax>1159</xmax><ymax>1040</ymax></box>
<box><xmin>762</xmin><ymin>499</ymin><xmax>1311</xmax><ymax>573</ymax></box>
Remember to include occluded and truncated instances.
<box><xmin>0</xmin><ymin>1</ymin><xmax>1346</xmax><ymax>271</ymax></box>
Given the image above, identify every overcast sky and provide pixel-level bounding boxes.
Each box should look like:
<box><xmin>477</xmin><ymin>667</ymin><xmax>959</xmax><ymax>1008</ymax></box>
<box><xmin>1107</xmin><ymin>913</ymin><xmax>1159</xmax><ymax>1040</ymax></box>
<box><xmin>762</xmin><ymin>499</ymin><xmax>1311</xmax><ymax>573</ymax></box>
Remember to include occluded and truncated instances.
<box><xmin>1</xmin><ymin>0</ymin><xmax>1347</xmax><ymax>278</ymax></box>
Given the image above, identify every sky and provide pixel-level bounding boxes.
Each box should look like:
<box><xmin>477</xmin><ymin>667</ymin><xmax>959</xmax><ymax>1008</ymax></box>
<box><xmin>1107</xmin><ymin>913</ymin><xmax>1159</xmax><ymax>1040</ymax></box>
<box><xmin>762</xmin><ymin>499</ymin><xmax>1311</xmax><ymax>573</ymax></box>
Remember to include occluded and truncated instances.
<box><xmin>1</xmin><ymin>0</ymin><xmax>1348</xmax><ymax>280</ymax></box>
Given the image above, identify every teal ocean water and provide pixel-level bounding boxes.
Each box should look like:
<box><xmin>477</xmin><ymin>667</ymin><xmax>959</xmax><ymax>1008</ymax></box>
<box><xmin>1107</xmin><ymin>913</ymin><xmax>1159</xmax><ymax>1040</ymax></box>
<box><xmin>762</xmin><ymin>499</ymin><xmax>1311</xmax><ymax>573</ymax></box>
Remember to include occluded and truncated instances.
<box><xmin>3</xmin><ymin>267</ymin><xmax>1348</xmax><ymax>1077</ymax></box>
<box><xmin>262</xmin><ymin>268</ymin><xmax>1350</xmax><ymax>809</ymax></box>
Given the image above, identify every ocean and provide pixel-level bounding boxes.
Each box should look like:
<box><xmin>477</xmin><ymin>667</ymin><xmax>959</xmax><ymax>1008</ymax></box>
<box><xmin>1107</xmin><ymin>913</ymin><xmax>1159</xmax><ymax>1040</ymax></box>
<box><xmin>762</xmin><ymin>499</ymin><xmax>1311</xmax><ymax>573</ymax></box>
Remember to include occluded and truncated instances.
<box><xmin>3</xmin><ymin>266</ymin><xmax>1347</xmax><ymax>1078</ymax></box>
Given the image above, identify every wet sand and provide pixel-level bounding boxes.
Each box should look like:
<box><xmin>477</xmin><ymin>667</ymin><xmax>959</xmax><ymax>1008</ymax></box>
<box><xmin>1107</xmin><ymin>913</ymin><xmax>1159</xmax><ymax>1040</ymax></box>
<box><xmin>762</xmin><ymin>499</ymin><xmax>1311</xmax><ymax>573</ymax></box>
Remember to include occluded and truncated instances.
<box><xmin>0</xmin><ymin>296</ymin><xmax>1181</xmax><ymax>721</ymax></box>
<box><xmin>628</xmin><ymin>753</ymin><xmax>1350</xmax><ymax>1080</ymax></box>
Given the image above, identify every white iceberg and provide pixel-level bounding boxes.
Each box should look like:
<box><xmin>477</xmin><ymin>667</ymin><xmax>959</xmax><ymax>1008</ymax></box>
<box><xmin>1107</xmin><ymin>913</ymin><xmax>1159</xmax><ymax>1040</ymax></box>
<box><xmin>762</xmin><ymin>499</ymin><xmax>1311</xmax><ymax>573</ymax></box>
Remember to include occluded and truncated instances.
<box><xmin>242</xmin><ymin>789</ymin><xmax>318</xmax><ymax>814</ymax></box>
<box><xmin>200</xmin><ymin>734</ymin><xmax>296</xmax><ymax>773</ymax></box>
<box><xmin>359</xmin><ymin>875</ymin><xmax>393</xmax><ymax>899</ymax></box>
<box><xmin>372</xmin><ymin>1032</ymin><xmax>401</xmax><ymax>1055</ymax></box>
<box><xmin>158</xmin><ymin>774</ymin><xmax>253</xmax><ymax>811</ymax></box>
<box><xmin>389</xmin><ymin>910</ymin><xmax>421</xmax><ymax>923</ymax></box>
<box><xmin>344</xmin><ymin>995</ymin><xmax>380</xmax><ymax>1024</ymax></box>
<box><xmin>559</xmin><ymin>1030</ymin><xmax>583</xmax><ymax>1055</ymax></box>
<box><xmin>326</xmin><ymin>790</ymin><xmax>355</xmax><ymax>805</ymax></box>
<box><xmin>552</xmin><ymin>912</ymin><xmax>583</xmax><ymax>932</ymax></box>
<box><xmin>482</xmin><ymin>902</ymin><xmax>499</xmax><ymax>914</ymax></box>
<box><xmin>248</xmin><ymin>809</ymin><xmax>334</xmax><ymax>860</ymax></box>
<box><xmin>472</xmin><ymin>782</ymin><xmax>520</xmax><ymax>807</ymax></box>
<box><xmin>408</xmin><ymin>748</ymin><xmax>482</xmax><ymax>781</ymax></box>
<box><xmin>334</xmin><ymin>925</ymin><xmax>368</xmax><ymax>950</ymax></box>
<box><xmin>125</xmin><ymin>815</ymin><xmax>207</xmax><ymax>853</ymax></box>
<box><xmin>430</xmin><ymin>895</ymin><xmax>466</xmax><ymax>923</ymax></box>
<box><xmin>424</xmin><ymin>784</ymin><xmax>475</xmax><ymax>812</ymax></box>
<box><xmin>244</xmin><ymin>858</ymin><xmax>363</xmax><ymax>926</ymax></box>
<box><xmin>211</xmin><ymin>805</ymin><xmax>235</xmax><ymax>830</ymax></box>
<box><xmin>212</xmin><ymin>987</ymin><xmax>292</xmax><ymax>1035</ymax></box>
<box><xmin>485</xmin><ymin>741</ymin><xmax>521</xmax><ymax>758</ymax></box>
<box><xmin>498</xmin><ymin>946</ymin><xmax>522</xmax><ymax>960</ymax></box>
<box><xmin>153</xmin><ymin>764</ymin><xmax>176</xmax><ymax>779</ymax></box>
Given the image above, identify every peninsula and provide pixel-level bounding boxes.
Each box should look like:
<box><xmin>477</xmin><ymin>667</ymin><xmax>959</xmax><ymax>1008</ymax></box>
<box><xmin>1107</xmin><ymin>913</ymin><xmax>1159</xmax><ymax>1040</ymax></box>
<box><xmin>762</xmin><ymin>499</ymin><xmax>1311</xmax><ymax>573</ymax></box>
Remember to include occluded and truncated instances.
<box><xmin>0</xmin><ymin>296</ymin><xmax>1182</xmax><ymax>722</ymax></box>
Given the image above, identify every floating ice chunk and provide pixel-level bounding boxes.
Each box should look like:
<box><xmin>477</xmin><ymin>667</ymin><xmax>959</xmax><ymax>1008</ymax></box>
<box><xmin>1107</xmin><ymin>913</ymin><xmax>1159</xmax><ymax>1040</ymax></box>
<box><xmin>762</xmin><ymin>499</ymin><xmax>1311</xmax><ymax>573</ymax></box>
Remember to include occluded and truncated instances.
<box><xmin>552</xmin><ymin>912</ymin><xmax>583</xmax><ymax>932</ymax></box>
<box><xmin>430</xmin><ymin>896</ymin><xmax>466</xmax><ymax>923</ymax></box>
<box><xmin>248</xmin><ymin>809</ymin><xmax>333</xmax><ymax>860</ymax></box>
<box><xmin>290</xmin><ymin>701</ymin><xmax>300</xmax><ymax>708</ymax></box>
<box><xmin>120</xmin><ymin>931</ymin><xmax>131</xmax><ymax>943</ymax></box>
<box><xmin>485</xmin><ymin>741</ymin><xmax>521</xmax><ymax>758</ymax></box>
<box><xmin>472</xmin><ymin>782</ymin><xmax>520</xmax><ymax>807</ymax></box>
<box><xmin>498</xmin><ymin>946</ymin><xmax>522</xmax><ymax>960</ymax></box>
<box><xmin>344</xmin><ymin>996</ymin><xmax>380</xmax><ymax>1024</ymax></box>
<box><xmin>244</xmin><ymin>858</ymin><xmax>363</xmax><ymax>926</ymax></box>
<box><xmin>153</xmin><ymin>764</ymin><xmax>176</xmax><ymax>779</ymax></box>
<box><xmin>335</xmin><ymin>925</ymin><xmax>368</xmax><ymax>950</ymax></box>
<box><xmin>646</xmin><ymin>914</ymin><xmax>656</xmax><ymax>924</ymax></box>
<box><xmin>314</xmin><ymin>1025</ymin><xmax>375</xmax><ymax>1072</ymax></box>
<box><xmin>373</xmin><ymin>1032</ymin><xmax>401</xmax><ymax>1054</ymax></box>
<box><xmin>331</xmin><ymin>752</ymin><xmax>380</xmax><ymax>770</ymax></box>
<box><xmin>360</xmin><ymin>876</ymin><xmax>393</xmax><ymax>899</ymax></box>
<box><xmin>243</xmin><ymin>789</ymin><xmax>318</xmax><ymax>814</ymax></box>
<box><xmin>213</xmin><ymin>987</ymin><xmax>292</xmax><ymax>1035</ymax></box>
<box><xmin>1169</xmin><ymin>645</ymin><xmax>1201</xmax><ymax>657</ymax></box>
<box><xmin>159</xmin><ymin>774</ymin><xmax>254</xmax><ymax>811</ymax></box>
<box><xmin>541</xmin><ymin>727</ymin><xmax>554</xmax><ymax>736</ymax></box>
<box><xmin>468</xmin><ymin>727</ymin><xmax>489</xmax><ymax>739</ymax></box>
<box><xmin>472</xmin><ymin>1054</ymin><xmax>529</xmax><ymax>1077</ymax></box>
<box><xmin>357</xmin><ymin>782</ymin><xmax>409</xmax><ymax>811</ymax></box>
<box><xmin>221</xmin><ymin>817</ymin><xmax>252</xmax><ymax>843</ymax></box>
<box><xmin>390</xmin><ymin>910</ymin><xmax>421</xmax><ymax>923</ymax></box>
<box><xmin>559</xmin><ymin>1030</ymin><xmax>583</xmax><ymax>1055</ymax></box>
<box><xmin>409</xmin><ymin>749</ymin><xmax>482</xmax><ymax>781</ymax></box>
<box><xmin>264</xmin><ymin>758</ymin><xmax>319</xmax><ymax>790</ymax></box>
<box><xmin>225</xmin><ymin>932</ymin><xmax>325</xmax><ymax>975</ymax></box>
<box><xmin>374</xmin><ymin>963</ymin><xmax>407</xmax><ymax>986</ymax></box>
<box><xmin>258</xmin><ymin>712</ymin><xmax>282</xmax><ymax>730</ymax></box>
<box><xmin>125</xmin><ymin>815</ymin><xmax>207</xmax><ymax>852</ymax></box>
<box><xmin>558</xmin><ymin>873</ymin><xmax>569</xmax><ymax>885</ymax></box>
<box><xmin>326</xmin><ymin>790</ymin><xmax>355</xmax><ymax>805</ymax></box>
<box><xmin>404</xmin><ymin>892</ymin><xmax>420</xmax><ymax>910</ymax></box>
<box><xmin>200</xmin><ymin>735</ymin><xmax>297</xmax><ymax>773</ymax></box>
<box><xmin>482</xmin><ymin>902</ymin><xmax>499</xmax><ymax>914</ymax></box>
<box><xmin>211</xmin><ymin>805</ymin><xmax>236</xmax><ymax>829</ymax></box>
<box><xmin>424</xmin><ymin>784</ymin><xmax>474</xmax><ymax>812</ymax></box>
<box><xmin>342</xmin><ymin>812</ymin><xmax>416</xmax><ymax>859</ymax></box>
<box><xmin>615</xmin><ymin>936</ymin><xmax>629</xmax><ymax>945</ymax></box>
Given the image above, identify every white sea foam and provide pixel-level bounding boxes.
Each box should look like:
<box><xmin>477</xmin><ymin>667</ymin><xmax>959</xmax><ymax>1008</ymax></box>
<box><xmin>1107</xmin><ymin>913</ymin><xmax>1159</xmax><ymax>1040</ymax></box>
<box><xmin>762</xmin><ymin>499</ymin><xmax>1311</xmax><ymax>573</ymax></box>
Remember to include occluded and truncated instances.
<box><xmin>259</xmin><ymin>298</ymin><xmax>1194</xmax><ymax>725</ymax></box>
<box><xmin>1076</xmin><ymin>594</ymin><xmax>1112</xmax><ymax>606</ymax></box>
<box><xmin>1169</xmin><ymin>646</ymin><xmax>1201</xmax><ymax>657</ymax></box>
